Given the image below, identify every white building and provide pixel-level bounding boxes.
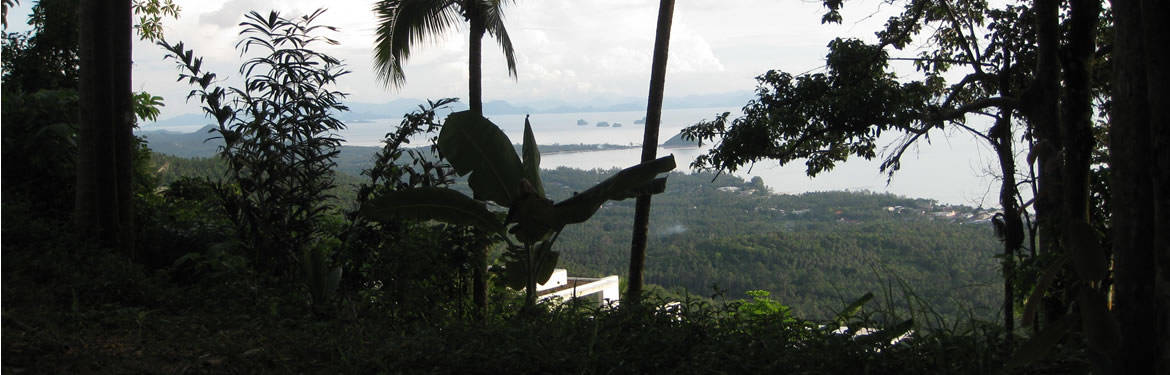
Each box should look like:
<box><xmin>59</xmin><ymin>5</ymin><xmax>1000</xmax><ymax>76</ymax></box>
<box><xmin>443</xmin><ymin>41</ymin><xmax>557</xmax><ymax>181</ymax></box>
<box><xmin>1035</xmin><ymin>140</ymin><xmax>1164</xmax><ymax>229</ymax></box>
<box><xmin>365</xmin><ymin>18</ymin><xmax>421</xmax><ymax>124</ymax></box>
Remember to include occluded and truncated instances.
<box><xmin>535</xmin><ymin>269</ymin><xmax>620</xmax><ymax>307</ymax></box>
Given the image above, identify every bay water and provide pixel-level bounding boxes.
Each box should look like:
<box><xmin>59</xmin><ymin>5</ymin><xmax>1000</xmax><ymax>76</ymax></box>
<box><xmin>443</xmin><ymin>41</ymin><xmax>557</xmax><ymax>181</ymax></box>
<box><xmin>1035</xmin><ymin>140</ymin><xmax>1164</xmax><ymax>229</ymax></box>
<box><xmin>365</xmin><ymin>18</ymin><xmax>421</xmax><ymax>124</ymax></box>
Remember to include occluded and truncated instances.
<box><xmin>146</xmin><ymin>107</ymin><xmax>1007</xmax><ymax>206</ymax></box>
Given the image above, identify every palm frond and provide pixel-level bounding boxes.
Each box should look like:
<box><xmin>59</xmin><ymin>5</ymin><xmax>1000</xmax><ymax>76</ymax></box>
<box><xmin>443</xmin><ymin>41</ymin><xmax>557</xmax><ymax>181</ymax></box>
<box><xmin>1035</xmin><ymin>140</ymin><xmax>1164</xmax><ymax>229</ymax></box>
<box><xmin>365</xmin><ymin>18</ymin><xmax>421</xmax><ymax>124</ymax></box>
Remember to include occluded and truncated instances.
<box><xmin>373</xmin><ymin>0</ymin><xmax>463</xmax><ymax>88</ymax></box>
<box><xmin>481</xmin><ymin>0</ymin><xmax>517</xmax><ymax>79</ymax></box>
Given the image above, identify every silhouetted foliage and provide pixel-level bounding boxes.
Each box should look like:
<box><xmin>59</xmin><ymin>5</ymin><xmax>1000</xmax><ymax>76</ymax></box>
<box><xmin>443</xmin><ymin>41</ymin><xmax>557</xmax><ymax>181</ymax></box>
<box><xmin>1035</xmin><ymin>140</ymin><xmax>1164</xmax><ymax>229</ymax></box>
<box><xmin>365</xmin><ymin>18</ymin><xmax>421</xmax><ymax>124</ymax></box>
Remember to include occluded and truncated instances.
<box><xmin>373</xmin><ymin>0</ymin><xmax>517</xmax><ymax>114</ymax></box>
<box><xmin>160</xmin><ymin>9</ymin><xmax>349</xmax><ymax>275</ymax></box>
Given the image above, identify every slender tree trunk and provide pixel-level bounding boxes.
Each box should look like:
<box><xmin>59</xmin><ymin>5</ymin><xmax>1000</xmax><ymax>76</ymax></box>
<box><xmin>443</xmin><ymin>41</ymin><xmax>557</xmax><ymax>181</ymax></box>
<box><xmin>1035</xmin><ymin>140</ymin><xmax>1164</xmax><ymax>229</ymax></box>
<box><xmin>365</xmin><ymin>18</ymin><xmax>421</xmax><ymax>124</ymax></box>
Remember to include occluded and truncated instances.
<box><xmin>467</xmin><ymin>2</ymin><xmax>488</xmax><ymax>316</ymax></box>
<box><xmin>1109</xmin><ymin>1</ymin><xmax>1155</xmax><ymax>373</ymax></box>
<box><xmin>627</xmin><ymin>0</ymin><xmax>674</xmax><ymax>305</ymax></box>
<box><xmin>1031</xmin><ymin>0</ymin><xmax>1066</xmax><ymax>323</ymax></box>
<box><xmin>1139</xmin><ymin>0</ymin><xmax>1170</xmax><ymax>371</ymax></box>
<box><xmin>996</xmin><ymin>123</ymin><xmax>1021</xmax><ymax>351</ymax></box>
<box><xmin>991</xmin><ymin>44</ymin><xmax>1025</xmax><ymax>351</ymax></box>
<box><xmin>1060</xmin><ymin>0</ymin><xmax>1100</xmax><ymax>260</ymax></box>
<box><xmin>473</xmin><ymin>244</ymin><xmax>488</xmax><ymax>320</ymax></box>
<box><xmin>76</xmin><ymin>0</ymin><xmax>122</xmax><ymax>248</ymax></box>
<box><xmin>112</xmin><ymin>0</ymin><xmax>134</xmax><ymax>256</ymax></box>
<box><xmin>468</xmin><ymin>6</ymin><xmax>484</xmax><ymax>116</ymax></box>
<box><xmin>1061</xmin><ymin>2</ymin><xmax>1117</xmax><ymax>366</ymax></box>
<box><xmin>994</xmin><ymin>109</ymin><xmax>1024</xmax><ymax>352</ymax></box>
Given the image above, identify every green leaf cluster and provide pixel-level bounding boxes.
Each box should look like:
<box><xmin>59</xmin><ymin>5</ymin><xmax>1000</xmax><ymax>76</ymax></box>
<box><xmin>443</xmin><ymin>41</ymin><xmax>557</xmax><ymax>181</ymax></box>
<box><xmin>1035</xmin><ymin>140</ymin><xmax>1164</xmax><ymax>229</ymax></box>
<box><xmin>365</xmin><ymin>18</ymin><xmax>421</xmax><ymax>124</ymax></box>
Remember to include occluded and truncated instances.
<box><xmin>159</xmin><ymin>9</ymin><xmax>350</xmax><ymax>275</ymax></box>
<box><xmin>361</xmin><ymin>111</ymin><xmax>675</xmax><ymax>306</ymax></box>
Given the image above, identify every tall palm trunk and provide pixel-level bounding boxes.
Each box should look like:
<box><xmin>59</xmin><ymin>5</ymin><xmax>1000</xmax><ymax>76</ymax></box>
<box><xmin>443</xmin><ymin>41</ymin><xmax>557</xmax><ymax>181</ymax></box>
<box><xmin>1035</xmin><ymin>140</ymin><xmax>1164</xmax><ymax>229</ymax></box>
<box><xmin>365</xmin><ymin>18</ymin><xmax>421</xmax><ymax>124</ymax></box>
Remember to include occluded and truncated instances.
<box><xmin>627</xmin><ymin>0</ymin><xmax>675</xmax><ymax>304</ymax></box>
<box><xmin>468</xmin><ymin>5</ymin><xmax>484</xmax><ymax>116</ymax></box>
<box><xmin>466</xmin><ymin>2</ymin><xmax>488</xmax><ymax>317</ymax></box>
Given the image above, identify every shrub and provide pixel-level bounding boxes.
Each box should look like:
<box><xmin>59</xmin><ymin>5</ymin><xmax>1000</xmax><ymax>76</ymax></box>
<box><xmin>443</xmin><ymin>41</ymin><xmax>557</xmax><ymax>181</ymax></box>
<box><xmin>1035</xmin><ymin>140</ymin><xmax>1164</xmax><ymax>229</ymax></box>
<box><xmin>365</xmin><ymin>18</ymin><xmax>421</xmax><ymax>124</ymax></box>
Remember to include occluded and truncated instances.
<box><xmin>160</xmin><ymin>9</ymin><xmax>349</xmax><ymax>275</ymax></box>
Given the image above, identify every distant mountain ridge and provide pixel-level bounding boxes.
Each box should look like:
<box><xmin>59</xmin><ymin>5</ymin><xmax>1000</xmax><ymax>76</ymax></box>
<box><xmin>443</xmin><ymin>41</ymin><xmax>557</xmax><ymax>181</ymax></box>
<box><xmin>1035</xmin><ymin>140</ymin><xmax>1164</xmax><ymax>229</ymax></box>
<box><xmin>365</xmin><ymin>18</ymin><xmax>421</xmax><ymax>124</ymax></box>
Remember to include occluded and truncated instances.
<box><xmin>144</xmin><ymin>91</ymin><xmax>753</xmax><ymax>128</ymax></box>
<box><xmin>137</xmin><ymin>126</ymin><xmax>638</xmax><ymax>176</ymax></box>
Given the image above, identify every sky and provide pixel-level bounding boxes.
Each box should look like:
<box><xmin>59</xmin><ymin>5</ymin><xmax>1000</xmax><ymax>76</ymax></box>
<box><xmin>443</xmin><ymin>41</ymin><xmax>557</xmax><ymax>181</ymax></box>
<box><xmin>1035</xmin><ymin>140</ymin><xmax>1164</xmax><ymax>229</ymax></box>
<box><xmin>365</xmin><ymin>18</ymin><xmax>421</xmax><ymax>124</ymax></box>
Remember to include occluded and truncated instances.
<box><xmin>8</xmin><ymin>0</ymin><xmax>909</xmax><ymax>119</ymax></box>
<box><xmin>4</xmin><ymin>0</ymin><xmax>1020</xmax><ymax>205</ymax></box>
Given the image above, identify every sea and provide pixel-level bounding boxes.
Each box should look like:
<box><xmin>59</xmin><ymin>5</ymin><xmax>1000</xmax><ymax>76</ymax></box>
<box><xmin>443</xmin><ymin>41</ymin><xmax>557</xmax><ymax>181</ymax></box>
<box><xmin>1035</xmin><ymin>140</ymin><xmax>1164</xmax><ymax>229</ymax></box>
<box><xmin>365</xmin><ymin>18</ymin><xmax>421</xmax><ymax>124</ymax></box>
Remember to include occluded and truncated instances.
<box><xmin>144</xmin><ymin>107</ymin><xmax>1010</xmax><ymax>207</ymax></box>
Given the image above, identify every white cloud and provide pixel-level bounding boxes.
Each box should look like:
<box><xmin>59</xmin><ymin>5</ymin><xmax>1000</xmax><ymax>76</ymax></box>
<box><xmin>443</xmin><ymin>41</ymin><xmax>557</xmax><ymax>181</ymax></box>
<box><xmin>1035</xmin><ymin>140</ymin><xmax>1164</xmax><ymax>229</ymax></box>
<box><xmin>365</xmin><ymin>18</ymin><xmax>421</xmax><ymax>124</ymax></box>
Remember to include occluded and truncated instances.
<box><xmin>113</xmin><ymin>0</ymin><xmax>907</xmax><ymax>118</ymax></box>
<box><xmin>668</xmin><ymin>29</ymin><xmax>725</xmax><ymax>74</ymax></box>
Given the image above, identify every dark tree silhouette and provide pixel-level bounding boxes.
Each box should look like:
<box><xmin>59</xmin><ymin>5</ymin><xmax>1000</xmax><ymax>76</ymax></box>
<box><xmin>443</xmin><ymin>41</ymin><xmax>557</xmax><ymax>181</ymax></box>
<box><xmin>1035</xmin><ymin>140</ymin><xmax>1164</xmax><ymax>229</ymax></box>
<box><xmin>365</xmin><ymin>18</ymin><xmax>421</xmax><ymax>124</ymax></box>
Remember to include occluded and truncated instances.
<box><xmin>1109</xmin><ymin>1</ymin><xmax>1154</xmax><ymax>373</ymax></box>
<box><xmin>76</xmin><ymin>0</ymin><xmax>133</xmax><ymax>252</ymax></box>
<box><xmin>627</xmin><ymin>0</ymin><xmax>675</xmax><ymax>304</ymax></box>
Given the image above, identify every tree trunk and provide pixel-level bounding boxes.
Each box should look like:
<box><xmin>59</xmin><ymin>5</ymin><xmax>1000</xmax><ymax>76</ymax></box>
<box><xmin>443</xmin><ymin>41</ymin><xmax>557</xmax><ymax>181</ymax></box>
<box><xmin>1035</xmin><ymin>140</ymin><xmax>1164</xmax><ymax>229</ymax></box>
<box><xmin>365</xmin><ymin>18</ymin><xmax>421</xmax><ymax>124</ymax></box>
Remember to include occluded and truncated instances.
<box><xmin>626</xmin><ymin>0</ymin><xmax>674</xmax><ymax>305</ymax></box>
<box><xmin>76</xmin><ymin>0</ymin><xmax>122</xmax><ymax>249</ymax></box>
<box><xmin>996</xmin><ymin>118</ymin><xmax>1023</xmax><ymax>350</ymax></box>
<box><xmin>1139</xmin><ymin>0</ymin><xmax>1170</xmax><ymax>371</ymax></box>
<box><xmin>467</xmin><ymin>2</ymin><xmax>487</xmax><ymax>315</ymax></box>
<box><xmin>112</xmin><ymin>0</ymin><xmax>134</xmax><ymax>256</ymax></box>
<box><xmin>1109</xmin><ymin>1</ymin><xmax>1156</xmax><ymax>373</ymax></box>
<box><xmin>995</xmin><ymin>112</ymin><xmax>1024</xmax><ymax>352</ymax></box>
<box><xmin>1031</xmin><ymin>0</ymin><xmax>1066</xmax><ymax>323</ymax></box>
<box><xmin>468</xmin><ymin>5</ymin><xmax>484</xmax><ymax>116</ymax></box>
<box><xmin>473</xmin><ymin>244</ymin><xmax>488</xmax><ymax>320</ymax></box>
<box><xmin>1060</xmin><ymin>0</ymin><xmax>1100</xmax><ymax>262</ymax></box>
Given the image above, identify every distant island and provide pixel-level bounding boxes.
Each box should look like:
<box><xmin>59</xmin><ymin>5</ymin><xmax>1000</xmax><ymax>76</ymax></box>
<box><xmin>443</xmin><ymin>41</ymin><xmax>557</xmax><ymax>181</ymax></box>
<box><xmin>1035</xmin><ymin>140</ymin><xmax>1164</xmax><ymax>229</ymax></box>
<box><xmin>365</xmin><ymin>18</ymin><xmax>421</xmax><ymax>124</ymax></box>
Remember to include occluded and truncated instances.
<box><xmin>577</xmin><ymin>119</ymin><xmax>589</xmax><ymax>126</ymax></box>
<box><xmin>596</xmin><ymin>121</ymin><xmax>610</xmax><ymax>127</ymax></box>
<box><xmin>134</xmin><ymin>126</ymin><xmax>640</xmax><ymax>176</ymax></box>
<box><xmin>634</xmin><ymin>116</ymin><xmax>645</xmax><ymax>124</ymax></box>
<box><xmin>145</xmin><ymin>91</ymin><xmax>754</xmax><ymax>127</ymax></box>
<box><xmin>613</xmin><ymin>122</ymin><xmax>622</xmax><ymax>128</ymax></box>
<box><xmin>662</xmin><ymin>131</ymin><xmax>700</xmax><ymax>148</ymax></box>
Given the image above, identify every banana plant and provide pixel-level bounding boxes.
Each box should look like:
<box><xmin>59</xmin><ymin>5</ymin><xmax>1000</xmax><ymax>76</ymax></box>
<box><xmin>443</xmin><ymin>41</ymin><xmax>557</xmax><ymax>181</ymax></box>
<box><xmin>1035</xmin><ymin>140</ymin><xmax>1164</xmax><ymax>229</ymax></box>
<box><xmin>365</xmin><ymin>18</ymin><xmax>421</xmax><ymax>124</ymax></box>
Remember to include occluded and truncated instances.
<box><xmin>360</xmin><ymin>111</ymin><xmax>675</xmax><ymax>307</ymax></box>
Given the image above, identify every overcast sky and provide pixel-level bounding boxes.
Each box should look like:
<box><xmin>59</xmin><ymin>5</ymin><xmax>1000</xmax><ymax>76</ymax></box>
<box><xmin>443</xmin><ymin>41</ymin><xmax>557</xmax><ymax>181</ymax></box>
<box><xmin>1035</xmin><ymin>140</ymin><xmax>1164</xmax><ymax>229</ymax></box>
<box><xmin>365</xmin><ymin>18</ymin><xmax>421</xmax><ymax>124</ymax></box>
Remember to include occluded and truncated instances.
<box><xmin>2</xmin><ymin>1</ymin><xmax>1019</xmax><ymax>204</ymax></box>
<box><xmin>2</xmin><ymin>0</ymin><xmax>903</xmax><ymax>116</ymax></box>
<box><xmin>6</xmin><ymin>0</ymin><xmax>908</xmax><ymax>119</ymax></box>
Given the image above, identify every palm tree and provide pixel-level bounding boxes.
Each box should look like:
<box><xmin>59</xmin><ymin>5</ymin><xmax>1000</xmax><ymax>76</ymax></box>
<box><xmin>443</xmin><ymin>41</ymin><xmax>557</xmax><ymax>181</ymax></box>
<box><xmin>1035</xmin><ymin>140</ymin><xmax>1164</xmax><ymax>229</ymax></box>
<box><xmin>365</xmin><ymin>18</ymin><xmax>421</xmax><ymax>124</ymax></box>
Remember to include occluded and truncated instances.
<box><xmin>373</xmin><ymin>0</ymin><xmax>516</xmax><ymax>318</ymax></box>
<box><xmin>373</xmin><ymin>0</ymin><xmax>517</xmax><ymax>116</ymax></box>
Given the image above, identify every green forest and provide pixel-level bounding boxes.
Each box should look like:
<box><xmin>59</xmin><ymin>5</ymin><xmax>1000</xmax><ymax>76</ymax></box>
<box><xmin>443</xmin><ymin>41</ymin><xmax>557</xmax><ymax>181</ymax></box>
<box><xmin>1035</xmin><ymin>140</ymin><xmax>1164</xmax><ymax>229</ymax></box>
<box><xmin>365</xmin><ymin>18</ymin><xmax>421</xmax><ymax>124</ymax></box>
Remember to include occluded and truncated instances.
<box><xmin>4</xmin><ymin>0</ymin><xmax>1168</xmax><ymax>373</ymax></box>
<box><xmin>544</xmin><ymin>168</ymin><xmax>1002</xmax><ymax>320</ymax></box>
<box><xmin>147</xmin><ymin>152</ymin><xmax>1004</xmax><ymax>321</ymax></box>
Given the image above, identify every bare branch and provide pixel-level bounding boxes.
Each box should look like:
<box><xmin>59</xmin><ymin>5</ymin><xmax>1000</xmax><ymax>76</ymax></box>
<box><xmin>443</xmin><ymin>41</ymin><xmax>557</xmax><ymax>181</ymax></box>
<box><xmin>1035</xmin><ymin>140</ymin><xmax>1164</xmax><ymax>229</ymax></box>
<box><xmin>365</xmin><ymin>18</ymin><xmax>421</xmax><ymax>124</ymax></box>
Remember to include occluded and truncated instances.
<box><xmin>938</xmin><ymin>0</ymin><xmax>986</xmax><ymax>76</ymax></box>
<box><xmin>952</xmin><ymin>120</ymin><xmax>994</xmax><ymax>144</ymax></box>
<box><xmin>928</xmin><ymin>96</ymin><xmax>1017</xmax><ymax>123</ymax></box>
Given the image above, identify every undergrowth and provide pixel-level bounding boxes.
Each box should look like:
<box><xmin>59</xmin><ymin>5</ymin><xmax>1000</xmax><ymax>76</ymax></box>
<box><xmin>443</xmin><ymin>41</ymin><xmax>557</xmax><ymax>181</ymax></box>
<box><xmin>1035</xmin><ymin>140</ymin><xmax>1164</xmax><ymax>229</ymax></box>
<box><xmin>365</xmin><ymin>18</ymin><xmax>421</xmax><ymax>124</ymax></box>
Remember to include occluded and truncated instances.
<box><xmin>2</xmin><ymin>200</ymin><xmax>1083</xmax><ymax>374</ymax></box>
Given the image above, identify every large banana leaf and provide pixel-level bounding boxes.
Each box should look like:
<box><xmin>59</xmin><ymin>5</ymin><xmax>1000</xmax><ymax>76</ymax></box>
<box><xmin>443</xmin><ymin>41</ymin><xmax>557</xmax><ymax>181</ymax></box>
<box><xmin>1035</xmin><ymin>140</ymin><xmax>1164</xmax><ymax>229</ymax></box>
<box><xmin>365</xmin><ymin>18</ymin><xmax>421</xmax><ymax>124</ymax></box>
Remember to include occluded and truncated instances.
<box><xmin>521</xmin><ymin>116</ymin><xmax>545</xmax><ymax>198</ymax></box>
<box><xmin>438</xmin><ymin>111</ymin><xmax>524</xmax><ymax>206</ymax></box>
<box><xmin>610</xmin><ymin>177</ymin><xmax>669</xmax><ymax>200</ymax></box>
<box><xmin>553</xmin><ymin>154</ymin><xmax>676</xmax><ymax>225</ymax></box>
<box><xmin>507</xmin><ymin>195</ymin><xmax>558</xmax><ymax>244</ymax></box>
<box><xmin>359</xmin><ymin>187</ymin><xmax>505</xmax><ymax>234</ymax></box>
<box><xmin>499</xmin><ymin>241</ymin><xmax>560</xmax><ymax>290</ymax></box>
